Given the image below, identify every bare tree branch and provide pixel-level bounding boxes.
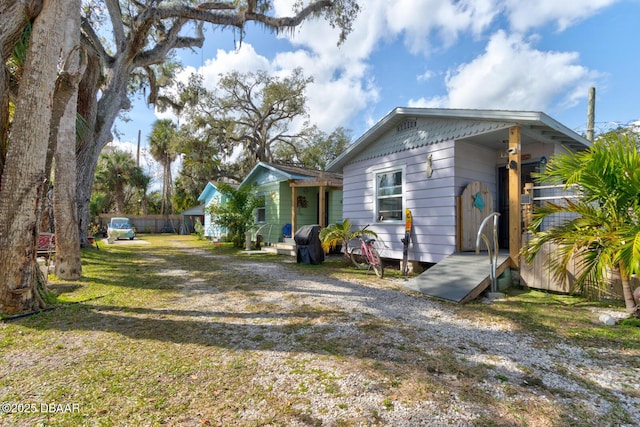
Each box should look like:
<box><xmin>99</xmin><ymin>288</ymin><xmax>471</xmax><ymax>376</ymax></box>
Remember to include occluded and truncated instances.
<box><xmin>196</xmin><ymin>2</ymin><xmax>236</xmax><ymax>10</ymax></box>
<box><xmin>105</xmin><ymin>0</ymin><xmax>126</xmax><ymax>52</ymax></box>
<box><xmin>81</xmin><ymin>17</ymin><xmax>112</xmax><ymax>65</ymax></box>
<box><xmin>155</xmin><ymin>1</ymin><xmax>333</xmax><ymax>31</ymax></box>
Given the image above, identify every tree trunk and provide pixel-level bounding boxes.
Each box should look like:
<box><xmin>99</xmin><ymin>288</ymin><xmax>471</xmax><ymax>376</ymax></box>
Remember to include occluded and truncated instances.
<box><xmin>76</xmin><ymin>57</ymin><xmax>131</xmax><ymax>244</ymax></box>
<box><xmin>162</xmin><ymin>158</ymin><xmax>173</xmax><ymax>215</ymax></box>
<box><xmin>0</xmin><ymin>0</ymin><xmax>65</xmax><ymax>314</ymax></box>
<box><xmin>619</xmin><ymin>265</ymin><xmax>638</xmax><ymax>314</ymax></box>
<box><xmin>0</xmin><ymin>0</ymin><xmax>42</xmax><ymax>59</ymax></box>
<box><xmin>53</xmin><ymin>0</ymin><xmax>83</xmax><ymax>279</ymax></box>
<box><xmin>75</xmin><ymin>45</ymin><xmax>101</xmax><ymax>247</ymax></box>
<box><xmin>0</xmin><ymin>1</ymin><xmax>43</xmax><ymax>187</ymax></box>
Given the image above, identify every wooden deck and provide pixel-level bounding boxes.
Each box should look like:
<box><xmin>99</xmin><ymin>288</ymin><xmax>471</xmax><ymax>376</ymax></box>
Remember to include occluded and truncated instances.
<box><xmin>404</xmin><ymin>251</ymin><xmax>511</xmax><ymax>303</ymax></box>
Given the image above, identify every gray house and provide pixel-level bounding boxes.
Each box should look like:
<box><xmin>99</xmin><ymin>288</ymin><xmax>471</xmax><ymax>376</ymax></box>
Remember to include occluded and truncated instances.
<box><xmin>327</xmin><ymin>108</ymin><xmax>591</xmax><ymax>301</ymax></box>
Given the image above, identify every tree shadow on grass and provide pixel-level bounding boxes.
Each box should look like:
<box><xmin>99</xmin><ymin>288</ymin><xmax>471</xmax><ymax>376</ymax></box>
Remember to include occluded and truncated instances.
<box><xmin>22</xmin><ymin>242</ymin><xmax>638</xmax><ymax>426</ymax></box>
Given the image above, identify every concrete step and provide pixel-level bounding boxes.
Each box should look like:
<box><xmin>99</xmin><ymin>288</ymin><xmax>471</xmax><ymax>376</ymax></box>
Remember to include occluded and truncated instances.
<box><xmin>261</xmin><ymin>242</ymin><xmax>296</xmax><ymax>256</ymax></box>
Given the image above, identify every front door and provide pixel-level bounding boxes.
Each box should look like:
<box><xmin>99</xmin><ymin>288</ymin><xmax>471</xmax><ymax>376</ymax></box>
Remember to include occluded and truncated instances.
<box><xmin>460</xmin><ymin>181</ymin><xmax>493</xmax><ymax>251</ymax></box>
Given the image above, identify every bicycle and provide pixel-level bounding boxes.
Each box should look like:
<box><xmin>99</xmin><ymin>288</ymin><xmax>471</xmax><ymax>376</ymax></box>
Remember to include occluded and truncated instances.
<box><xmin>349</xmin><ymin>225</ymin><xmax>384</xmax><ymax>278</ymax></box>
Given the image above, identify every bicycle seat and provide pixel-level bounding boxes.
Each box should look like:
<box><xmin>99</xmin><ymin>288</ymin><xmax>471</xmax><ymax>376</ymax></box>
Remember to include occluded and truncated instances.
<box><xmin>364</xmin><ymin>237</ymin><xmax>376</xmax><ymax>244</ymax></box>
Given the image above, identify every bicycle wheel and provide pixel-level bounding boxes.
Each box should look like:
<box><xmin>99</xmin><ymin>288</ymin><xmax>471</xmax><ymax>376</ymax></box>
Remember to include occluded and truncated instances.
<box><xmin>349</xmin><ymin>246</ymin><xmax>369</xmax><ymax>270</ymax></box>
<box><xmin>368</xmin><ymin>244</ymin><xmax>384</xmax><ymax>278</ymax></box>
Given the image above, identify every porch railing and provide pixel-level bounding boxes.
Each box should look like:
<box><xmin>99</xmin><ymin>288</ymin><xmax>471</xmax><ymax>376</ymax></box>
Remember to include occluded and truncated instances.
<box><xmin>476</xmin><ymin>212</ymin><xmax>500</xmax><ymax>293</ymax></box>
<box><xmin>253</xmin><ymin>223</ymin><xmax>277</xmax><ymax>245</ymax></box>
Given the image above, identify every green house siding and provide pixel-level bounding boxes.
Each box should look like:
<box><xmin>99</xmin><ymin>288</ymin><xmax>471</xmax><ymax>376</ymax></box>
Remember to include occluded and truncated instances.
<box><xmin>241</xmin><ymin>163</ymin><xmax>343</xmax><ymax>243</ymax></box>
<box><xmin>328</xmin><ymin>189</ymin><xmax>343</xmax><ymax>225</ymax></box>
<box><xmin>252</xmin><ymin>183</ymin><xmax>343</xmax><ymax>241</ymax></box>
<box><xmin>295</xmin><ymin>188</ymin><xmax>319</xmax><ymax>225</ymax></box>
<box><xmin>254</xmin><ymin>182</ymin><xmax>282</xmax><ymax>243</ymax></box>
<box><xmin>278</xmin><ymin>181</ymin><xmax>293</xmax><ymax>228</ymax></box>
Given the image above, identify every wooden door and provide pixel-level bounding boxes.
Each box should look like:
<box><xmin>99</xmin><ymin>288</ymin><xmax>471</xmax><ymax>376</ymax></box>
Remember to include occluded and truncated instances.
<box><xmin>460</xmin><ymin>181</ymin><xmax>493</xmax><ymax>251</ymax></box>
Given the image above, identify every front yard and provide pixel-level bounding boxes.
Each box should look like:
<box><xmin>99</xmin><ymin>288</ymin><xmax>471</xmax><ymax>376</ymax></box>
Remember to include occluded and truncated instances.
<box><xmin>0</xmin><ymin>235</ymin><xmax>638</xmax><ymax>426</ymax></box>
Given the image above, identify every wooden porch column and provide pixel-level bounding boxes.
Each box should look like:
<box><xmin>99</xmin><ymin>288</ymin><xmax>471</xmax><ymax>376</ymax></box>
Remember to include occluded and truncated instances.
<box><xmin>291</xmin><ymin>185</ymin><xmax>297</xmax><ymax>237</ymax></box>
<box><xmin>319</xmin><ymin>186</ymin><xmax>326</xmax><ymax>227</ymax></box>
<box><xmin>508</xmin><ymin>126</ymin><xmax>521</xmax><ymax>268</ymax></box>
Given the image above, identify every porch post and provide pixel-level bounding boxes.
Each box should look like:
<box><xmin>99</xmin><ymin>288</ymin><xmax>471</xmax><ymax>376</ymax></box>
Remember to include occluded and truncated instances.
<box><xmin>508</xmin><ymin>126</ymin><xmax>521</xmax><ymax>268</ymax></box>
<box><xmin>319</xmin><ymin>185</ymin><xmax>327</xmax><ymax>227</ymax></box>
<box><xmin>291</xmin><ymin>184</ymin><xmax>297</xmax><ymax>237</ymax></box>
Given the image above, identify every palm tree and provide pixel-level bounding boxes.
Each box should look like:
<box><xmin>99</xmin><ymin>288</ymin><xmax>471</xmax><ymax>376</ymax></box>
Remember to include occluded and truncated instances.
<box><xmin>208</xmin><ymin>183</ymin><xmax>258</xmax><ymax>247</ymax></box>
<box><xmin>94</xmin><ymin>150</ymin><xmax>141</xmax><ymax>214</ymax></box>
<box><xmin>148</xmin><ymin>119</ymin><xmax>179</xmax><ymax>216</ymax></box>
<box><xmin>522</xmin><ymin>132</ymin><xmax>640</xmax><ymax>315</ymax></box>
<box><xmin>319</xmin><ymin>218</ymin><xmax>377</xmax><ymax>262</ymax></box>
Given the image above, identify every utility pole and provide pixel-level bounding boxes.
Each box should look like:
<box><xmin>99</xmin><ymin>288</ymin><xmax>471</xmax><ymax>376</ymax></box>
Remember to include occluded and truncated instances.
<box><xmin>587</xmin><ymin>87</ymin><xmax>595</xmax><ymax>142</ymax></box>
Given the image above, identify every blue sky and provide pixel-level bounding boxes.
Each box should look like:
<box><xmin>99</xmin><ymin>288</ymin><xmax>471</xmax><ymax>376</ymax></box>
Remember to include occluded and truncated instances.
<box><xmin>114</xmin><ymin>0</ymin><xmax>640</xmax><ymax>178</ymax></box>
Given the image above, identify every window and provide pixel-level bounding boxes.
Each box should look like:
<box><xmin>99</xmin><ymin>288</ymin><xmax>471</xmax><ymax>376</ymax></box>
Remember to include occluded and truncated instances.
<box><xmin>256</xmin><ymin>193</ymin><xmax>266</xmax><ymax>223</ymax></box>
<box><xmin>375</xmin><ymin>168</ymin><xmax>403</xmax><ymax>222</ymax></box>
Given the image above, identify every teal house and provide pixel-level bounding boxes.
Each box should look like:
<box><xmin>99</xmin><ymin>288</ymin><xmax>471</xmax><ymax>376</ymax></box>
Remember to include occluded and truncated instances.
<box><xmin>239</xmin><ymin>162</ymin><xmax>343</xmax><ymax>244</ymax></box>
<box><xmin>197</xmin><ymin>182</ymin><xmax>226</xmax><ymax>240</ymax></box>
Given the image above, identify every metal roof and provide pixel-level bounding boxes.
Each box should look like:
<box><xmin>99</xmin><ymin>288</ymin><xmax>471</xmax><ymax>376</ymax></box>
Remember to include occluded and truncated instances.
<box><xmin>327</xmin><ymin>108</ymin><xmax>591</xmax><ymax>171</ymax></box>
<box><xmin>239</xmin><ymin>161</ymin><xmax>343</xmax><ymax>188</ymax></box>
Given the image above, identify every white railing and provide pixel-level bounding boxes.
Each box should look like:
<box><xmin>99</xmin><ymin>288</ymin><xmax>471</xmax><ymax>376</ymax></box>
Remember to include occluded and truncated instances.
<box><xmin>254</xmin><ymin>223</ymin><xmax>276</xmax><ymax>244</ymax></box>
<box><xmin>476</xmin><ymin>212</ymin><xmax>500</xmax><ymax>293</ymax></box>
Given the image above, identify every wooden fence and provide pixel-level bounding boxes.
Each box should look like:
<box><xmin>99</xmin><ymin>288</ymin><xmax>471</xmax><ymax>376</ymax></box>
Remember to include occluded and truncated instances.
<box><xmin>519</xmin><ymin>183</ymin><xmax>625</xmax><ymax>300</ymax></box>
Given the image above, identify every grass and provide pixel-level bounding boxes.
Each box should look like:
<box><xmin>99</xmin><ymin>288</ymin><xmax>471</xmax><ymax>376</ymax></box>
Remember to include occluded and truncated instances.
<box><xmin>462</xmin><ymin>287</ymin><xmax>640</xmax><ymax>357</ymax></box>
<box><xmin>0</xmin><ymin>234</ymin><xmax>638</xmax><ymax>426</ymax></box>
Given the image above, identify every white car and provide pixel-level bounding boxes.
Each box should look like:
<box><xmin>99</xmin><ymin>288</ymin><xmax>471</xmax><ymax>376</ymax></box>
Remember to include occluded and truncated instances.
<box><xmin>107</xmin><ymin>217</ymin><xmax>135</xmax><ymax>240</ymax></box>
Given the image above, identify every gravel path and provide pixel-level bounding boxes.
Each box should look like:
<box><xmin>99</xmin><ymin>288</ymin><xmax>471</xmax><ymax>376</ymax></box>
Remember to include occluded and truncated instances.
<box><xmin>166</xmin><ymin>242</ymin><xmax>640</xmax><ymax>426</ymax></box>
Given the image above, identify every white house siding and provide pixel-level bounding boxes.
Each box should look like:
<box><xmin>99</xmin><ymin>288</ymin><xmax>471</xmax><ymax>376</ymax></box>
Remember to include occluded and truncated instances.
<box><xmin>342</xmin><ymin>139</ymin><xmax>457</xmax><ymax>264</ymax></box>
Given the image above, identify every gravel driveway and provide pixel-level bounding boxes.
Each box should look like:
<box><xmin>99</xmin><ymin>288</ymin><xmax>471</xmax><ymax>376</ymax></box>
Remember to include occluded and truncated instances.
<box><xmin>164</xmin><ymin>241</ymin><xmax>640</xmax><ymax>426</ymax></box>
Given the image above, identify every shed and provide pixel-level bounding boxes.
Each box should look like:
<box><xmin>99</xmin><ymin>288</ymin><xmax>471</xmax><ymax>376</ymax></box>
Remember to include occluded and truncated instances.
<box><xmin>180</xmin><ymin>205</ymin><xmax>204</xmax><ymax>235</ymax></box>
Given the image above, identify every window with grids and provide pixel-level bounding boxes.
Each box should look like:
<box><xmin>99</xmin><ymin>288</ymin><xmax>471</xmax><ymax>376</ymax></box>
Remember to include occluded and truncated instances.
<box><xmin>256</xmin><ymin>193</ymin><xmax>266</xmax><ymax>223</ymax></box>
<box><xmin>375</xmin><ymin>168</ymin><xmax>403</xmax><ymax>222</ymax></box>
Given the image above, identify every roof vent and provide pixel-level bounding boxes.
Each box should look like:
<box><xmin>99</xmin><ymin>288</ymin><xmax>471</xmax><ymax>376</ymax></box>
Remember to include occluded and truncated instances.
<box><xmin>397</xmin><ymin>118</ymin><xmax>417</xmax><ymax>133</ymax></box>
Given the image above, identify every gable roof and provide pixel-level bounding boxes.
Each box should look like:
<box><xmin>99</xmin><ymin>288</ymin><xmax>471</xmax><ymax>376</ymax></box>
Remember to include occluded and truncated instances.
<box><xmin>197</xmin><ymin>182</ymin><xmax>218</xmax><ymax>202</ymax></box>
<box><xmin>239</xmin><ymin>162</ymin><xmax>342</xmax><ymax>188</ymax></box>
<box><xmin>327</xmin><ymin>107</ymin><xmax>591</xmax><ymax>171</ymax></box>
<box><xmin>182</xmin><ymin>204</ymin><xmax>204</xmax><ymax>216</ymax></box>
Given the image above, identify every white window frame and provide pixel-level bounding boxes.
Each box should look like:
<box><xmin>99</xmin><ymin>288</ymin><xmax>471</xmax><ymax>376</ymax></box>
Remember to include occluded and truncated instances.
<box><xmin>255</xmin><ymin>192</ymin><xmax>266</xmax><ymax>223</ymax></box>
<box><xmin>373</xmin><ymin>165</ymin><xmax>405</xmax><ymax>223</ymax></box>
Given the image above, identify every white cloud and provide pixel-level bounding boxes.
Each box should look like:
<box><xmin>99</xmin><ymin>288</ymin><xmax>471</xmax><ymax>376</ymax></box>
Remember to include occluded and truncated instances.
<box><xmin>384</xmin><ymin>0</ymin><xmax>500</xmax><ymax>54</ymax></box>
<box><xmin>168</xmin><ymin>34</ymin><xmax>379</xmax><ymax>133</ymax></box>
<box><xmin>504</xmin><ymin>0</ymin><xmax>620</xmax><ymax>32</ymax></box>
<box><xmin>199</xmin><ymin>45</ymin><xmax>272</xmax><ymax>87</ymax></box>
<box><xmin>414</xmin><ymin>31</ymin><xmax>603</xmax><ymax>112</ymax></box>
<box><xmin>151</xmin><ymin>0</ymin><xmax>614</xmax><ymax>140</ymax></box>
<box><xmin>417</xmin><ymin>70</ymin><xmax>437</xmax><ymax>82</ymax></box>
